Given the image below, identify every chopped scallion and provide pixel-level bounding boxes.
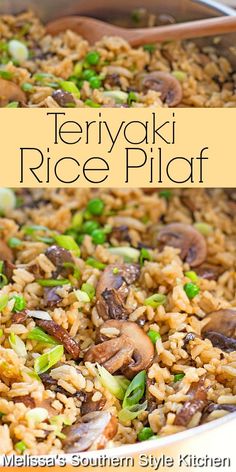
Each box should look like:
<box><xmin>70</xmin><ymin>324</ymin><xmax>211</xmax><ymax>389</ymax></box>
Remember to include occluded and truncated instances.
<box><xmin>34</xmin><ymin>345</ymin><xmax>64</xmax><ymax>374</ymax></box>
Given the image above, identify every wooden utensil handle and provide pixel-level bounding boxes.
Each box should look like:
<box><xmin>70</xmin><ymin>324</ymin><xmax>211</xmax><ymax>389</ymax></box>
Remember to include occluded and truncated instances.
<box><xmin>129</xmin><ymin>16</ymin><xmax>236</xmax><ymax>46</ymax></box>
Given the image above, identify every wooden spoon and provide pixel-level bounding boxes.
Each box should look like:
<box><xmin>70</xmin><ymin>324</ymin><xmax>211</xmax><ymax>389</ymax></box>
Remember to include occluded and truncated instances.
<box><xmin>46</xmin><ymin>15</ymin><xmax>236</xmax><ymax>46</ymax></box>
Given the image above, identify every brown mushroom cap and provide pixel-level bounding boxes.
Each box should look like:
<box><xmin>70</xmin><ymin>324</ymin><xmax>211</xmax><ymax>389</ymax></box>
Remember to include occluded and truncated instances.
<box><xmin>157</xmin><ymin>223</ymin><xmax>207</xmax><ymax>267</ymax></box>
<box><xmin>201</xmin><ymin>309</ymin><xmax>236</xmax><ymax>352</ymax></box>
<box><xmin>174</xmin><ymin>377</ymin><xmax>208</xmax><ymax>426</ymax></box>
<box><xmin>62</xmin><ymin>411</ymin><xmax>118</xmax><ymax>453</ymax></box>
<box><xmin>96</xmin><ymin>263</ymin><xmax>140</xmax><ymax>320</ymax></box>
<box><xmin>0</xmin><ymin>78</ymin><xmax>26</xmax><ymax>107</ymax></box>
<box><xmin>84</xmin><ymin>320</ymin><xmax>154</xmax><ymax>379</ymax></box>
<box><xmin>45</xmin><ymin>245</ymin><xmax>74</xmax><ymax>277</ymax></box>
<box><xmin>137</xmin><ymin>71</ymin><xmax>182</xmax><ymax>107</ymax></box>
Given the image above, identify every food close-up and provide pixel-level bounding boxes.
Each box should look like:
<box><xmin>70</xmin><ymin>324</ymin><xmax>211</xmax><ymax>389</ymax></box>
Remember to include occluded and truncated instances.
<box><xmin>0</xmin><ymin>8</ymin><xmax>236</xmax><ymax>108</ymax></box>
<box><xmin>0</xmin><ymin>187</ymin><xmax>235</xmax><ymax>455</ymax></box>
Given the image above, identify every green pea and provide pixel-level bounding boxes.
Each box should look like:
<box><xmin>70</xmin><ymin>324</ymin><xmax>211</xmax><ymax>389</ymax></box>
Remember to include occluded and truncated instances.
<box><xmin>87</xmin><ymin>198</ymin><xmax>105</xmax><ymax>216</ymax></box>
<box><xmin>86</xmin><ymin>51</ymin><xmax>100</xmax><ymax>65</ymax></box>
<box><xmin>147</xmin><ymin>330</ymin><xmax>161</xmax><ymax>344</ymax></box>
<box><xmin>89</xmin><ymin>76</ymin><xmax>102</xmax><ymax>89</ymax></box>
<box><xmin>85</xmin><ymin>99</ymin><xmax>101</xmax><ymax>108</ymax></box>
<box><xmin>83</xmin><ymin>69</ymin><xmax>96</xmax><ymax>80</ymax></box>
<box><xmin>91</xmin><ymin>229</ymin><xmax>106</xmax><ymax>245</ymax></box>
<box><xmin>12</xmin><ymin>295</ymin><xmax>26</xmax><ymax>312</ymax></box>
<box><xmin>184</xmin><ymin>283</ymin><xmax>200</xmax><ymax>299</ymax></box>
<box><xmin>82</xmin><ymin>220</ymin><xmax>100</xmax><ymax>235</ymax></box>
<box><xmin>138</xmin><ymin>427</ymin><xmax>154</xmax><ymax>441</ymax></box>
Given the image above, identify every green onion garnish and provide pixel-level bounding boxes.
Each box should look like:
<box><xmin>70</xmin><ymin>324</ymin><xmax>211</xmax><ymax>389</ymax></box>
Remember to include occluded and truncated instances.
<box><xmin>81</xmin><ymin>282</ymin><xmax>95</xmax><ymax>300</ymax></box>
<box><xmin>0</xmin><ymin>294</ymin><xmax>8</xmax><ymax>311</ymax></box>
<box><xmin>184</xmin><ymin>283</ymin><xmax>200</xmax><ymax>299</ymax></box>
<box><xmin>185</xmin><ymin>271</ymin><xmax>198</xmax><ymax>282</ymax></box>
<box><xmin>36</xmin><ymin>279</ymin><xmax>70</xmax><ymax>287</ymax></box>
<box><xmin>85</xmin><ymin>257</ymin><xmax>106</xmax><ymax>270</ymax></box>
<box><xmin>9</xmin><ymin>333</ymin><xmax>27</xmax><ymax>357</ymax></box>
<box><xmin>0</xmin><ymin>188</ymin><xmax>16</xmax><ymax>212</ymax></box>
<box><xmin>159</xmin><ymin>190</ymin><xmax>172</xmax><ymax>200</ymax></box>
<box><xmin>54</xmin><ymin>234</ymin><xmax>80</xmax><ymax>256</ymax></box>
<box><xmin>108</xmin><ymin>247</ymin><xmax>140</xmax><ymax>263</ymax></box>
<box><xmin>27</xmin><ymin>327</ymin><xmax>58</xmax><ymax>345</ymax></box>
<box><xmin>23</xmin><ymin>224</ymin><xmax>48</xmax><ymax>235</ymax></box>
<box><xmin>174</xmin><ymin>373</ymin><xmax>185</xmax><ymax>382</ymax></box>
<box><xmin>34</xmin><ymin>345</ymin><xmax>64</xmax><ymax>374</ymax></box>
<box><xmin>12</xmin><ymin>295</ymin><xmax>26</xmax><ymax>312</ymax></box>
<box><xmin>122</xmin><ymin>370</ymin><xmax>146</xmax><ymax>409</ymax></box>
<box><xmin>119</xmin><ymin>401</ymin><xmax>147</xmax><ymax>423</ymax></box>
<box><xmin>147</xmin><ymin>329</ymin><xmax>161</xmax><ymax>344</ymax></box>
<box><xmin>96</xmin><ymin>364</ymin><xmax>129</xmax><ymax>400</ymax></box>
<box><xmin>8</xmin><ymin>237</ymin><xmax>22</xmax><ymax>248</ymax></box>
<box><xmin>139</xmin><ymin>248</ymin><xmax>152</xmax><ymax>266</ymax></box>
<box><xmin>15</xmin><ymin>441</ymin><xmax>27</xmax><ymax>453</ymax></box>
<box><xmin>144</xmin><ymin>293</ymin><xmax>167</xmax><ymax>308</ymax></box>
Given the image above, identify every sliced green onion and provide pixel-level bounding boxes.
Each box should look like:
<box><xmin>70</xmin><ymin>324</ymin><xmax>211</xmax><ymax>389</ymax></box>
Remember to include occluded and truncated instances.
<box><xmin>85</xmin><ymin>257</ymin><xmax>106</xmax><ymax>270</ymax></box>
<box><xmin>0</xmin><ymin>188</ymin><xmax>16</xmax><ymax>212</ymax></box>
<box><xmin>172</xmin><ymin>70</ymin><xmax>187</xmax><ymax>82</ymax></box>
<box><xmin>174</xmin><ymin>373</ymin><xmax>185</xmax><ymax>382</ymax></box>
<box><xmin>12</xmin><ymin>295</ymin><xmax>26</xmax><ymax>312</ymax></box>
<box><xmin>9</xmin><ymin>333</ymin><xmax>27</xmax><ymax>357</ymax></box>
<box><xmin>119</xmin><ymin>401</ymin><xmax>147</xmax><ymax>423</ymax></box>
<box><xmin>122</xmin><ymin>370</ymin><xmax>146</xmax><ymax>409</ymax></box>
<box><xmin>26</xmin><ymin>407</ymin><xmax>48</xmax><ymax>425</ymax></box>
<box><xmin>144</xmin><ymin>293</ymin><xmax>167</xmax><ymax>308</ymax></box>
<box><xmin>139</xmin><ymin>248</ymin><xmax>152</xmax><ymax>266</ymax></box>
<box><xmin>184</xmin><ymin>283</ymin><xmax>200</xmax><ymax>299</ymax></box>
<box><xmin>21</xmin><ymin>82</ymin><xmax>33</xmax><ymax>92</ymax></box>
<box><xmin>34</xmin><ymin>345</ymin><xmax>64</xmax><ymax>374</ymax></box>
<box><xmin>54</xmin><ymin>234</ymin><xmax>80</xmax><ymax>256</ymax></box>
<box><xmin>8</xmin><ymin>237</ymin><xmax>22</xmax><ymax>248</ymax></box>
<box><xmin>71</xmin><ymin>212</ymin><xmax>83</xmax><ymax>230</ymax></box>
<box><xmin>60</xmin><ymin>81</ymin><xmax>80</xmax><ymax>99</ymax></box>
<box><xmin>74</xmin><ymin>289</ymin><xmax>90</xmax><ymax>303</ymax></box>
<box><xmin>8</xmin><ymin>40</ymin><xmax>29</xmax><ymax>63</ymax></box>
<box><xmin>113</xmin><ymin>267</ymin><xmax>119</xmax><ymax>275</ymax></box>
<box><xmin>63</xmin><ymin>262</ymin><xmax>81</xmax><ymax>279</ymax></box>
<box><xmin>0</xmin><ymin>328</ymin><xmax>3</xmax><ymax>337</ymax></box>
<box><xmin>0</xmin><ymin>272</ymin><xmax>8</xmax><ymax>288</ymax></box>
<box><xmin>102</xmin><ymin>90</ymin><xmax>128</xmax><ymax>104</ymax></box>
<box><xmin>27</xmin><ymin>327</ymin><xmax>58</xmax><ymax>345</ymax></box>
<box><xmin>81</xmin><ymin>282</ymin><xmax>95</xmax><ymax>300</ymax></box>
<box><xmin>85</xmin><ymin>99</ymin><xmax>101</xmax><ymax>108</ymax></box>
<box><xmin>0</xmin><ymin>412</ymin><xmax>4</xmax><ymax>418</ymax></box>
<box><xmin>138</xmin><ymin>426</ymin><xmax>154</xmax><ymax>441</ymax></box>
<box><xmin>96</xmin><ymin>364</ymin><xmax>128</xmax><ymax>400</ymax></box>
<box><xmin>6</xmin><ymin>101</ymin><xmax>19</xmax><ymax>108</ymax></box>
<box><xmin>0</xmin><ymin>70</ymin><xmax>13</xmax><ymax>80</ymax></box>
<box><xmin>127</xmin><ymin>91</ymin><xmax>138</xmax><ymax>106</ymax></box>
<box><xmin>15</xmin><ymin>441</ymin><xmax>27</xmax><ymax>453</ymax></box>
<box><xmin>0</xmin><ymin>294</ymin><xmax>8</xmax><ymax>311</ymax></box>
<box><xmin>23</xmin><ymin>224</ymin><xmax>48</xmax><ymax>235</ymax></box>
<box><xmin>185</xmin><ymin>271</ymin><xmax>198</xmax><ymax>283</ymax></box>
<box><xmin>108</xmin><ymin>246</ymin><xmax>140</xmax><ymax>263</ymax></box>
<box><xmin>73</xmin><ymin>62</ymin><xmax>83</xmax><ymax>77</ymax></box>
<box><xmin>143</xmin><ymin>44</ymin><xmax>156</xmax><ymax>53</ymax></box>
<box><xmin>36</xmin><ymin>278</ymin><xmax>70</xmax><ymax>287</ymax></box>
<box><xmin>194</xmin><ymin>222</ymin><xmax>213</xmax><ymax>236</ymax></box>
<box><xmin>147</xmin><ymin>329</ymin><xmax>161</xmax><ymax>344</ymax></box>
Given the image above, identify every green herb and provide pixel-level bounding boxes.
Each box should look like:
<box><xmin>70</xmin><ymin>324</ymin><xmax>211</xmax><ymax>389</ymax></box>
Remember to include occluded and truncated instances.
<box><xmin>8</xmin><ymin>39</ymin><xmax>29</xmax><ymax>63</ymax></box>
<box><xmin>12</xmin><ymin>295</ymin><xmax>26</xmax><ymax>312</ymax></box>
<box><xmin>8</xmin><ymin>237</ymin><xmax>22</xmax><ymax>248</ymax></box>
<box><xmin>81</xmin><ymin>282</ymin><xmax>95</xmax><ymax>300</ymax></box>
<box><xmin>184</xmin><ymin>283</ymin><xmax>200</xmax><ymax>299</ymax></box>
<box><xmin>23</xmin><ymin>224</ymin><xmax>48</xmax><ymax>235</ymax></box>
<box><xmin>85</xmin><ymin>51</ymin><xmax>100</xmax><ymax>66</ymax></box>
<box><xmin>144</xmin><ymin>293</ymin><xmax>167</xmax><ymax>308</ymax></box>
<box><xmin>143</xmin><ymin>44</ymin><xmax>156</xmax><ymax>53</ymax></box>
<box><xmin>54</xmin><ymin>234</ymin><xmax>80</xmax><ymax>256</ymax></box>
<box><xmin>91</xmin><ymin>229</ymin><xmax>106</xmax><ymax>245</ymax></box>
<box><xmin>36</xmin><ymin>278</ymin><xmax>70</xmax><ymax>287</ymax></box>
<box><xmin>15</xmin><ymin>441</ymin><xmax>26</xmax><ymax>453</ymax></box>
<box><xmin>119</xmin><ymin>401</ymin><xmax>147</xmax><ymax>423</ymax></box>
<box><xmin>185</xmin><ymin>271</ymin><xmax>198</xmax><ymax>283</ymax></box>
<box><xmin>138</xmin><ymin>426</ymin><xmax>154</xmax><ymax>441</ymax></box>
<box><xmin>34</xmin><ymin>345</ymin><xmax>64</xmax><ymax>374</ymax></box>
<box><xmin>0</xmin><ymin>70</ymin><xmax>13</xmax><ymax>80</ymax></box>
<box><xmin>147</xmin><ymin>329</ymin><xmax>161</xmax><ymax>344</ymax></box>
<box><xmin>85</xmin><ymin>257</ymin><xmax>106</xmax><ymax>270</ymax></box>
<box><xmin>127</xmin><ymin>91</ymin><xmax>138</xmax><ymax>106</ymax></box>
<box><xmin>96</xmin><ymin>364</ymin><xmax>129</xmax><ymax>400</ymax></box>
<box><xmin>0</xmin><ymin>294</ymin><xmax>8</xmax><ymax>311</ymax></box>
<box><xmin>85</xmin><ymin>99</ymin><xmax>101</xmax><ymax>108</ymax></box>
<box><xmin>27</xmin><ymin>327</ymin><xmax>58</xmax><ymax>345</ymax></box>
<box><xmin>139</xmin><ymin>248</ymin><xmax>152</xmax><ymax>266</ymax></box>
<box><xmin>174</xmin><ymin>373</ymin><xmax>185</xmax><ymax>382</ymax></box>
<box><xmin>194</xmin><ymin>222</ymin><xmax>212</xmax><ymax>236</ymax></box>
<box><xmin>122</xmin><ymin>370</ymin><xmax>146</xmax><ymax>409</ymax></box>
<box><xmin>87</xmin><ymin>198</ymin><xmax>105</xmax><ymax>216</ymax></box>
<box><xmin>159</xmin><ymin>190</ymin><xmax>172</xmax><ymax>200</ymax></box>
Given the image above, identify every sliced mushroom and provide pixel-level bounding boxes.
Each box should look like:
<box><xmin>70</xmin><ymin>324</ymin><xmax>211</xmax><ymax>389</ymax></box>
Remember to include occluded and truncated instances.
<box><xmin>33</xmin><ymin>318</ymin><xmax>80</xmax><ymax>360</ymax></box>
<box><xmin>43</xmin><ymin>287</ymin><xmax>62</xmax><ymax>308</ymax></box>
<box><xmin>174</xmin><ymin>377</ymin><xmax>208</xmax><ymax>426</ymax></box>
<box><xmin>201</xmin><ymin>309</ymin><xmax>236</xmax><ymax>352</ymax></box>
<box><xmin>62</xmin><ymin>411</ymin><xmax>118</xmax><ymax>452</ymax></box>
<box><xmin>84</xmin><ymin>320</ymin><xmax>154</xmax><ymax>379</ymax></box>
<box><xmin>109</xmin><ymin>216</ymin><xmax>145</xmax><ymax>232</ymax></box>
<box><xmin>156</xmin><ymin>223</ymin><xmax>207</xmax><ymax>267</ymax></box>
<box><xmin>96</xmin><ymin>263</ymin><xmax>140</xmax><ymax>320</ymax></box>
<box><xmin>0</xmin><ymin>78</ymin><xmax>26</xmax><ymax>107</ymax></box>
<box><xmin>52</xmin><ymin>89</ymin><xmax>76</xmax><ymax>107</ymax></box>
<box><xmin>137</xmin><ymin>71</ymin><xmax>182</xmax><ymax>106</ymax></box>
<box><xmin>201</xmin><ymin>402</ymin><xmax>236</xmax><ymax>423</ymax></box>
<box><xmin>13</xmin><ymin>395</ymin><xmax>36</xmax><ymax>408</ymax></box>
<box><xmin>45</xmin><ymin>245</ymin><xmax>74</xmax><ymax>277</ymax></box>
<box><xmin>195</xmin><ymin>263</ymin><xmax>224</xmax><ymax>280</ymax></box>
<box><xmin>0</xmin><ymin>240</ymin><xmax>15</xmax><ymax>281</ymax></box>
<box><xmin>40</xmin><ymin>373</ymin><xmax>86</xmax><ymax>401</ymax></box>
